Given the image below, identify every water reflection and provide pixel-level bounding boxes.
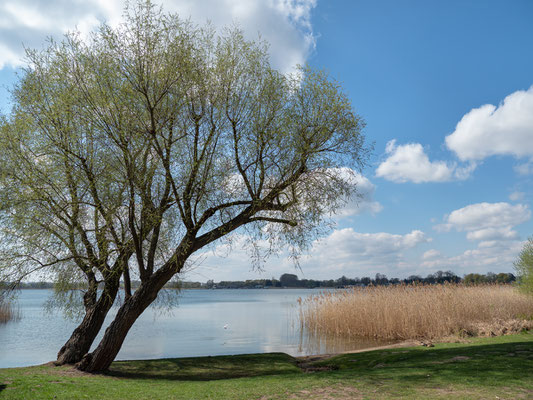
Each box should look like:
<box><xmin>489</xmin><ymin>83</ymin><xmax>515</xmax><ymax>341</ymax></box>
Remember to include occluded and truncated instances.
<box><xmin>297</xmin><ymin>329</ymin><xmax>395</xmax><ymax>355</ymax></box>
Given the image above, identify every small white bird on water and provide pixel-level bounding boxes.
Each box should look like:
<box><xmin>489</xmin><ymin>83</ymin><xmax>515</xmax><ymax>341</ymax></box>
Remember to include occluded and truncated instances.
<box><xmin>223</xmin><ymin>324</ymin><xmax>228</xmax><ymax>329</ymax></box>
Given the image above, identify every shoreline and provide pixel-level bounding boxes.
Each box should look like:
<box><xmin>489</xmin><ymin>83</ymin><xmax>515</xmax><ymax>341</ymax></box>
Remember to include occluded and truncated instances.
<box><xmin>296</xmin><ymin>339</ymin><xmax>422</xmax><ymax>362</ymax></box>
<box><xmin>1</xmin><ymin>333</ymin><xmax>532</xmax><ymax>399</ymax></box>
<box><xmin>1</xmin><ymin>330</ymin><xmax>523</xmax><ymax>371</ymax></box>
<box><xmin>0</xmin><ymin>339</ymin><xmax>432</xmax><ymax>371</ymax></box>
<box><xmin>0</xmin><ymin>337</ymin><xmax>468</xmax><ymax>371</ymax></box>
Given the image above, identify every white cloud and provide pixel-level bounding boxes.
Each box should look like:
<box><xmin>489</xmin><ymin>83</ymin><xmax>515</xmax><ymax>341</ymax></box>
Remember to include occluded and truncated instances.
<box><xmin>411</xmin><ymin>202</ymin><xmax>530</xmax><ymax>275</ymax></box>
<box><xmin>375</xmin><ymin>140</ymin><xmax>475</xmax><ymax>183</ymax></box>
<box><xmin>509</xmin><ymin>191</ymin><xmax>525</xmax><ymax>201</ymax></box>
<box><xmin>190</xmin><ymin>228</ymin><xmax>430</xmax><ymax>281</ymax></box>
<box><xmin>421</xmin><ymin>240</ymin><xmax>525</xmax><ymax>274</ymax></box>
<box><xmin>0</xmin><ymin>42</ymin><xmax>20</xmax><ymax>69</ymax></box>
<box><xmin>445</xmin><ymin>86</ymin><xmax>533</xmax><ymax>162</ymax></box>
<box><xmin>379</xmin><ymin>86</ymin><xmax>533</xmax><ymax>184</ymax></box>
<box><xmin>514</xmin><ymin>161</ymin><xmax>533</xmax><ymax>175</ymax></box>
<box><xmin>0</xmin><ymin>1</ymin><xmax>111</xmax><ymax>68</ymax></box>
<box><xmin>335</xmin><ymin>172</ymin><xmax>382</xmax><ymax>217</ymax></box>
<box><xmin>437</xmin><ymin>202</ymin><xmax>531</xmax><ymax>242</ymax></box>
<box><xmin>295</xmin><ymin>228</ymin><xmax>430</xmax><ymax>278</ymax></box>
<box><xmin>465</xmin><ymin>226</ymin><xmax>518</xmax><ymax>241</ymax></box>
<box><xmin>189</xmin><ymin>224</ymin><xmax>524</xmax><ymax>281</ymax></box>
<box><xmin>0</xmin><ymin>0</ymin><xmax>317</xmax><ymax>73</ymax></box>
<box><xmin>3</xmin><ymin>3</ymin><xmax>57</xmax><ymax>30</ymax></box>
<box><xmin>422</xmin><ymin>249</ymin><xmax>441</xmax><ymax>260</ymax></box>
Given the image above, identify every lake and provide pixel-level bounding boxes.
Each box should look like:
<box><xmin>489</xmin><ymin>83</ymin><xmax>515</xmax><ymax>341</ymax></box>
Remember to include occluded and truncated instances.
<box><xmin>0</xmin><ymin>288</ymin><xmax>390</xmax><ymax>368</ymax></box>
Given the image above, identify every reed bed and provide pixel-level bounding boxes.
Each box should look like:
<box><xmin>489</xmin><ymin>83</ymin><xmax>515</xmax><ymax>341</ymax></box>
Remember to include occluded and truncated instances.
<box><xmin>299</xmin><ymin>284</ymin><xmax>533</xmax><ymax>340</ymax></box>
<box><xmin>0</xmin><ymin>298</ymin><xmax>17</xmax><ymax>323</ymax></box>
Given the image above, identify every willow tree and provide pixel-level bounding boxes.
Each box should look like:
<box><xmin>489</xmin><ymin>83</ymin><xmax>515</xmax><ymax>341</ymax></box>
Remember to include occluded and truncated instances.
<box><xmin>0</xmin><ymin>2</ymin><xmax>368</xmax><ymax>372</ymax></box>
<box><xmin>515</xmin><ymin>237</ymin><xmax>533</xmax><ymax>295</ymax></box>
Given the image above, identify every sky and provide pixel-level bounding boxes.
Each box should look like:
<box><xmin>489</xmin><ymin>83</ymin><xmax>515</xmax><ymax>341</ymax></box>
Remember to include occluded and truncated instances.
<box><xmin>0</xmin><ymin>0</ymin><xmax>532</xmax><ymax>282</ymax></box>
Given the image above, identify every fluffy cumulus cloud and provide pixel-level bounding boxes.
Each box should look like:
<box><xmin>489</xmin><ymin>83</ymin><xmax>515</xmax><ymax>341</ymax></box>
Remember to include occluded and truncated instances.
<box><xmin>437</xmin><ymin>202</ymin><xmax>531</xmax><ymax>242</ymax></box>
<box><xmin>0</xmin><ymin>0</ymin><xmax>317</xmax><ymax>73</ymax></box>
<box><xmin>375</xmin><ymin>140</ymin><xmax>475</xmax><ymax>183</ymax></box>
<box><xmin>378</xmin><ymin>86</ymin><xmax>533</xmax><ymax>183</ymax></box>
<box><xmin>445</xmin><ymin>86</ymin><xmax>533</xmax><ymax>163</ymax></box>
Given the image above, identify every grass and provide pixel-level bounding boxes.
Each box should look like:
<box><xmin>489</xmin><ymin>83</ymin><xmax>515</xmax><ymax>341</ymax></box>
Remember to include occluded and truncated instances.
<box><xmin>299</xmin><ymin>283</ymin><xmax>533</xmax><ymax>340</ymax></box>
<box><xmin>1</xmin><ymin>332</ymin><xmax>533</xmax><ymax>399</ymax></box>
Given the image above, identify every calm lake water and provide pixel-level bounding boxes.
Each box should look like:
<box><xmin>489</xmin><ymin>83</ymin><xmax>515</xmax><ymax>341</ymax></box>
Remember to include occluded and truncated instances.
<box><xmin>0</xmin><ymin>288</ymin><xmax>389</xmax><ymax>368</ymax></box>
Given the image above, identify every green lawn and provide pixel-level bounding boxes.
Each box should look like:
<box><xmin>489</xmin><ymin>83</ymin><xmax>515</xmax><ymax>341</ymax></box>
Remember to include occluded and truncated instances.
<box><xmin>1</xmin><ymin>332</ymin><xmax>533</xmax><ymax>399</ymax></box>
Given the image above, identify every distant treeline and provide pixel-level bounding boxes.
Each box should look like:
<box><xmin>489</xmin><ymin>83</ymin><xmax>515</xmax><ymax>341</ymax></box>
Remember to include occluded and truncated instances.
<box><xmin>4</xmin><ymin>281</ymin><xmax>55</xmax><ymax>289</ymax></box>
<box><xmin>172</xmin><ymin>270</ymin><xmax>517</xmax><ymax>289</ymax></box>
<box><xmin>3</xmin><ymin>270</ymin><xmax>516</xmax><ymax>290</ymax></box>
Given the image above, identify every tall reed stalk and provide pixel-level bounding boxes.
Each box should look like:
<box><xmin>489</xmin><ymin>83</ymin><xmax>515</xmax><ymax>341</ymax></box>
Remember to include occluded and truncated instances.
<box><xmin>0</xmin><ymin>298</ymin><xmax>17</xmax><ymax>323</ymax></box>
<box><xmin>299</xmin><ymin>284</ymin><xmax>533</xmax><ymax>340</ymax></box>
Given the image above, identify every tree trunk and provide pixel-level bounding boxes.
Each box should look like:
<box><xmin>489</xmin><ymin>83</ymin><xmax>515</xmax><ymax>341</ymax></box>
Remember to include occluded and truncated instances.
<box><xmin>76</xmin><ymin>280</ymin><xmax>162</xmax><ymax>372</ymax></box>
<box><xmin>55</xmin><ymin>282</ymin><xmax>119</xmax><ymax>365</ymax></box>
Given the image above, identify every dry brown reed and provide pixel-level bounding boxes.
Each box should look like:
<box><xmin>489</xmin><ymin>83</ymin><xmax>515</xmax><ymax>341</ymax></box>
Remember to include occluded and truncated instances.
<box><xmin>0</xmin><ymin>298</ymin><xmax>16</xmax><ymax>323</ymax></box>
<box><xmin>299</xmin><ymin>284</ymin><xmax>533</xmax><ymax>341</ymax></box>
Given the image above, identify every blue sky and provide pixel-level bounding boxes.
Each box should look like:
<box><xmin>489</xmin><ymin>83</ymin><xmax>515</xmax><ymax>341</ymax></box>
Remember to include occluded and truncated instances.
<box><xmin>0</xmin><ymin>0</ymin><xmax>532</xmax><ymax>281</ymax></box>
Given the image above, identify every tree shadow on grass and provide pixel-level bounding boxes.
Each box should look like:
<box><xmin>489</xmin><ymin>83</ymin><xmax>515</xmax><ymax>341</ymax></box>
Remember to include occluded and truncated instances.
<box><xmin>322</xmin><ymin>340</ymin><xmax>533</xmax><ymax>387</ymax></box>
<box><xmin>106</xmin><ymin>352</ymin><xmax>302</xmax><ymax>381</ymax></box>
<box><xmin>105</xmin><ymin>337</ymin><xmax>533</xmax><ymax>385</ymax></box>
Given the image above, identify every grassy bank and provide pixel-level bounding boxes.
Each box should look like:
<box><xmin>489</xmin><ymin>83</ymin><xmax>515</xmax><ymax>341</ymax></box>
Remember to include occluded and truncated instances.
<box><xmin>1</xmin><ymin>332</ymin><xmax>533</xmax><ymax>399</ymax></box>
<box><xmin>299</xmin><ymin>284</ymin><xmax>533</xmax><ymax>340</ymax></box>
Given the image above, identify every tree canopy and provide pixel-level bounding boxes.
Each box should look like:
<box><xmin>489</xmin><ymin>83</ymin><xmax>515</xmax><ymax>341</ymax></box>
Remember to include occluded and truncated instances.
<box><xmin>0</xmin><ymin>1</ymin><xmax>368</xmax><ymax>372</ymax></box>
<box><xmin>515</xmin><ymin>237</ymin><xmax>533</xmax><ymax>295</ymax></box>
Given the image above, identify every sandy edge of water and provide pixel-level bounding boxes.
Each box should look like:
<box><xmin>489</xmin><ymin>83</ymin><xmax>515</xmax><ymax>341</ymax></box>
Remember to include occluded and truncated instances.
<box><xmin>296</xmin><ymin>339</ymin><xmax>434</xmax><ymax>363</ymax></box>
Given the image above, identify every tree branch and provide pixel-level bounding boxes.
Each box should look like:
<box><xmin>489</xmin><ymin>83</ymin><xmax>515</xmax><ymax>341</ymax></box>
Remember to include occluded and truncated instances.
<box><xmin>248</xmin><ymin>217</ymin><xmax>297</xmax><ymax>226</ymax></box>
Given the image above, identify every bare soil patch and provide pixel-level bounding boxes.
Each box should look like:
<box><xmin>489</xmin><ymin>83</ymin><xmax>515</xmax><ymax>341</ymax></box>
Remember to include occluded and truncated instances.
<box><xmin>260</xmin><ymin>384</ymin><xmax>363</xmax><ymax>400</ymax></box>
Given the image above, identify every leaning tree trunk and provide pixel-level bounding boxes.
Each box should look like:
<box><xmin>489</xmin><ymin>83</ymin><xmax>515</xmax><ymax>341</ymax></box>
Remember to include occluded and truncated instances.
<box><xmin>76</xmin><ymin>279</ymin><xmax>164</xmax><ymax>372</ymax></box>
<box><xmin>55</xmin><ymin>281</ymin><xmax>120</xmax><ymax>365</ymax></box>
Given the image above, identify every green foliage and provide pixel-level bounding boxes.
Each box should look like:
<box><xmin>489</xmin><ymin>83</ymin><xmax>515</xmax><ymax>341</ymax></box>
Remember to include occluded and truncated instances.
<box><xmin>0</xmin><ymin>1</ymin><xmax>370</xmax><ymax>369</ymax></box>
<box><xmin>463</xmin><ymin>272</ymin><xmax>516</xmax><ymax>285</ymax></box>
<box><xmin>0</xmin><ymin>2</ymin><xmax>368</xmax><ymax>279</ymax></box>
<box><xmin>515</xmin><ymin>237</ymin><xmax>533</xmax><ymax>295</ymax></box>
<box><xmin>279</xmin><ymin>273</ymin><xmax>298</xmax><ymax>286</ymax></box>
<box><xmin>0</xmin><ymin>0</ymin><xmax>368</xmax><ymax>301</ymax></box>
